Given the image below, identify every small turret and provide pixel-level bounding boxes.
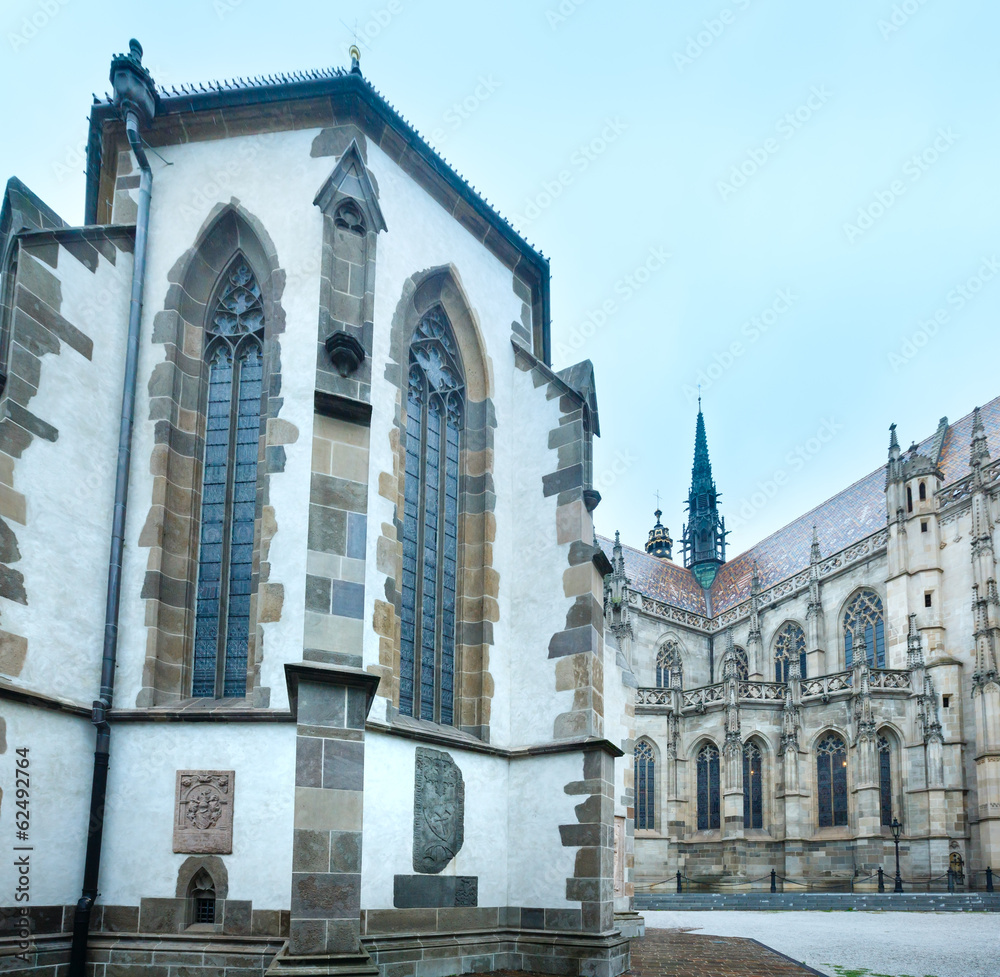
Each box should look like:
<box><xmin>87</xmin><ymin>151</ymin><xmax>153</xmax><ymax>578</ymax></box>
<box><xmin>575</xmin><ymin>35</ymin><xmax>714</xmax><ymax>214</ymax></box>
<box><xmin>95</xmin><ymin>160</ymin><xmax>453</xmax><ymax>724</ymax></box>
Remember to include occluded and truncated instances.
<box><xmin>645</xmin><ymin>508</ymin><xmax>673</xmax><ymax>559</ymax></box>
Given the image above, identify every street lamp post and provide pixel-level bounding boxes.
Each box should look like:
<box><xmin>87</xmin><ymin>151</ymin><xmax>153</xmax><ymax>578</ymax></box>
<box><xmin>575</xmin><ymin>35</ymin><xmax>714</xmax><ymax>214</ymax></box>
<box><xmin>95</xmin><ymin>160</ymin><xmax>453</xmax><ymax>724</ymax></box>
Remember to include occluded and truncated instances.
<box><xmin>891</xmin><ymin>817</ymin><xmax>903</xmax><ymax>893</ymax></box>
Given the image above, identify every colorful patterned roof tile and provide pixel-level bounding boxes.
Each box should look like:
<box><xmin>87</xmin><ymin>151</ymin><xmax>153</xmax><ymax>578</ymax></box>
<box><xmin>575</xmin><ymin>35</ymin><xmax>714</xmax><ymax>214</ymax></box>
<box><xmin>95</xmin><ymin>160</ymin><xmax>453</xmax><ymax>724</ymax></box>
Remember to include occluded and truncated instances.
<box><xmin>603</xmin><ymin>395</ymin><xmax>1000</xmax><ymax>616</ymax></box>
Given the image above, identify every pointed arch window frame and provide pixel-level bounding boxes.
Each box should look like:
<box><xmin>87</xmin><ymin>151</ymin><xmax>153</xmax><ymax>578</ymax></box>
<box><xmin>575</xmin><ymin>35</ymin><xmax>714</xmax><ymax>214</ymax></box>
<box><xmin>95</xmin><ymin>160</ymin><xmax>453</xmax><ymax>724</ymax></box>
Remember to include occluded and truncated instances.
<box><xmin>743</xmin><ymin>740</ymin><xmax>764</xmax><ymax>830</ymax></box>
<box><xmin>816</xmin><ymin>733</ymin><xmax>849</xmax><ymax>828</ymax></box>
<box><xmin>399</xmin><ymin>305</ymin><xmax>466</xmax><ymax>726</ymax></box>
<box><xmin>634</xmin><ymin>740</ymin><xmax>656</xmax><ymax>830</ymax></box>
<box><xmin>696</xmin><ymin>742</ymin><xmax>721</xmax><ymax>830</ymax></box>
<box><xmin>844</xmin><ymin>590</ymin><xmax>885</xmax><ymax>669</ymax></box>
<box><xmin>656</xmin><ymin>640</ymin><xmax>683</xmax><ymax>688</ymax></box>
<box><xmin>191</xmin><ymin>257</ymin><xmax>265</xmax><ymax>699</ymax></box>
<box><xmin>878</xmin><ymin>733</ymin><xmax>893</xmax><ymax>826</ymax></box>
<box><xmin>774</xmin><ymin>622</ymin><xmax>807</xmax><ymax>682</ymax></box>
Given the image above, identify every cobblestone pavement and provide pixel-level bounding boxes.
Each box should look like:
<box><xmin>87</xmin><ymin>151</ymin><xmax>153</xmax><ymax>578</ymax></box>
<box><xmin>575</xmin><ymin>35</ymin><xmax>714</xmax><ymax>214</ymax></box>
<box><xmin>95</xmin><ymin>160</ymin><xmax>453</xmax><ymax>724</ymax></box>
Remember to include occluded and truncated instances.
<box><xmin>641</xmin><ymin>909</ymin><xmax>998</xmax><ymax>977</ymax></box>
<box><xmin>629</xmin><ymin>927</ymin><xmax>822</xmax><ymax>976</ymax></box>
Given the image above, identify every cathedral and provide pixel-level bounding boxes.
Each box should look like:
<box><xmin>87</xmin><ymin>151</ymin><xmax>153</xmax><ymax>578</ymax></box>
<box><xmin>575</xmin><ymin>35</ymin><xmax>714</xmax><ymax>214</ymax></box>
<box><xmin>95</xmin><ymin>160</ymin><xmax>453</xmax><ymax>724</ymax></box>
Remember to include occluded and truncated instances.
<box><xmin>0</xmin><ymin>42</ymin><xmax>638</xmax><ymax>977</ymax></box>
<box><xmin>605</xmin><ymin>399</ymin><xmax>1000</xmax><ymax>890</ymax></box>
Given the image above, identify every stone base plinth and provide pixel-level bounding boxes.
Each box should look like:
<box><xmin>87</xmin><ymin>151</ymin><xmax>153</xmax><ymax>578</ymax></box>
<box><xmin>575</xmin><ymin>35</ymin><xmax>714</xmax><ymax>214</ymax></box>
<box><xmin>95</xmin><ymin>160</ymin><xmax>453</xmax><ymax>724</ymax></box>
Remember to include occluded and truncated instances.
<box><xmin>266</xmin><ymin>942</ymin><xmax>380</xmax><ymax>977</ymax></box>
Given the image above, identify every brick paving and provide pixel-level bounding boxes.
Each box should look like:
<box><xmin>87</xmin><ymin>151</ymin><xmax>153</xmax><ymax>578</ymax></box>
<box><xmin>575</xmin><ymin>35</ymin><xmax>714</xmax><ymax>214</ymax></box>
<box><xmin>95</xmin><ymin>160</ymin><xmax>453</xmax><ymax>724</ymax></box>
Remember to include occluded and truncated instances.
<box><xmin>628</xmin><ymin>927</ymin><xmax>825</xmax><ymax>976</ymax></box>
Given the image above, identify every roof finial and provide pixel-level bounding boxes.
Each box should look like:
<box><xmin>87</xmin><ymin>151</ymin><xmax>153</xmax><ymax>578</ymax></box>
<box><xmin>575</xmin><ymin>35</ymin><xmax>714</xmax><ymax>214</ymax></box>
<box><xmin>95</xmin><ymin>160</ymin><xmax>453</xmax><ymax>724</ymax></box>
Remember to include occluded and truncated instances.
<box><xmin>349</xmin><ymin>43</ymin><xmax>361</xmax><ymax>74</ymax></box>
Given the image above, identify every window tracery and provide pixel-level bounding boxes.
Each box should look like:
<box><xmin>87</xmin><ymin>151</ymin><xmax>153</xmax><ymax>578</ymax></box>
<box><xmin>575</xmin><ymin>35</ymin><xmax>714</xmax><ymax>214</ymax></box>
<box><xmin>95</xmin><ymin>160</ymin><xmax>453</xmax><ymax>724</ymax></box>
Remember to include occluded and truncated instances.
<box><xmin>656</xmin><ymin>640</ymin><xmax>683</xmax><ymax>688</ymax></box>
<box><xmin>634</xmin><ymin>740</ymin><xmax>655</xmax><ymax>830</ymax></box>
<box><xmin>400</xmin><ymin>306</ymin><xmax>465</xmax><ymax>725</ymax></box>
<box><xmin>774</xmin><ymin>622</ymin><xmax>807</xmax><ymax>682</ymax></box>
<box><xmin>816</xmin><ymin>733</ymin><xmax>848</xmax><ymax>827</ymax></box>
<box><xmin>743</xmin><ymin>740</ymin><xmax>763</xmax><ymax>829</ymax></box>
<box><xmin>844</xmin><ymin>590</ymin><xmax>885</xmax><ymax>668</ymax></box>
<box><xmin>192</xmin><ymin>260</ymin><xmax>264</xmax><ymax>699</ymax></box>
<box><xmin>696</xmin><ymin>742</ymin><xmax>721</xmax><ymax>830</ymax></box>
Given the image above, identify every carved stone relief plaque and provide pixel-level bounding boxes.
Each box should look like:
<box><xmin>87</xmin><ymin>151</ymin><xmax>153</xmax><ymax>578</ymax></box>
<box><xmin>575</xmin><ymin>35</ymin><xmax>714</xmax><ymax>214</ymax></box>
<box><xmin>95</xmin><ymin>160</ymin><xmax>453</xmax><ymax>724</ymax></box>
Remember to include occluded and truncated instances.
<box><xmin>412</xmin><ymin>748</ymin><xmax>464</xmax><ymax>873</ymax></box>
<box><xmin>173</xmin><ymin>770</ymin><xmax>234</xmax><ymax>854</ymax></box>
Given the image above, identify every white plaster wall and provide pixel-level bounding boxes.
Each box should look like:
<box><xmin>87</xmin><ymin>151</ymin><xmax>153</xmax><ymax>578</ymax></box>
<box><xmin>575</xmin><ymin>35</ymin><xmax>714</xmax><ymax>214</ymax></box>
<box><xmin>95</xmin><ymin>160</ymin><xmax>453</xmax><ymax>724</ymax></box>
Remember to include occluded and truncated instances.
<box><xmin>114</xmin><ymin>130</ymin><xmax>331</xmax><ymax>710</ymax></box>
<box><xmin>505</xmin><ymin>367</ymin><xmax>577</xmax><ymax>748</ymax></box>
<box><xmin>5</xmin><ymin>245</ymin><xmax>131</xmax><ymax>701</ymax></box>
<box><xmin>360</xmin><ymin>733</ymin><xmax>510</xmax><ymax>908</ymax></box>
<box><xmin>505</xmin><ymin>751</ymin><xmax>581</xmax><ymax>908</ymax></box>
<box><xmin>360</xmin><ymin>138</ymin><xmax>527</xmax><ymax>744</ymax></box>
<box><xmin>99</xmin><ymin>722</ymin><xmax>294</xmax><ymax>908</ymax></box>
<box><xmin>0</xmin><ymin>702</ymin><xmax>92</xmax><ymax>904</ymax></box>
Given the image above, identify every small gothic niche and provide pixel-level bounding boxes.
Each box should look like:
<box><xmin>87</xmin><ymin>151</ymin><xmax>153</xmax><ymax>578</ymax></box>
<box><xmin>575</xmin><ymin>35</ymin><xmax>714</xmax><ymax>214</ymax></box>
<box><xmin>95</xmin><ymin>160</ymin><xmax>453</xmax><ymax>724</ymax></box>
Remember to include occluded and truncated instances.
<box><xmin>313</xmin><ymin>140</ymin><xmax>386</xmax><ymax>387</ymax></box>
<box><xmin>186</xmin><ymin>867</ymin><xmax>217</xmax><ymax>928</ymax></box>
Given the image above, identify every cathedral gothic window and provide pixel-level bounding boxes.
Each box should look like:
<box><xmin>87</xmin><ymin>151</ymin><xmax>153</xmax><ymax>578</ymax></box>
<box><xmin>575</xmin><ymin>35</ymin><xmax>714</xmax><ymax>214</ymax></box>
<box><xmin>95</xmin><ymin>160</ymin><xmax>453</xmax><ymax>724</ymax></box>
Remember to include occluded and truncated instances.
<box><xmin>733</xmin><ymin>646</ymin><xmax>749</xmax><ymax>681</ymax></box>
<box><xmin>634</xmin><ymin>740</ymin><xmax>655</xmax><ymax>830</ymax></box>
<box><xmin>816</xmin><ymin>734</ymin><xmax>848</xmax><ymax>827</ymax></box>
<box><xmin>843</xmin><ymin>590</ymin><xmax>885</xmax><ymax>669</ymax></box>
<box><xmin>192</xmin><ymin>260</ymin><xmax>264</xmax><ymax>698</ymax></box>
<box><xmin>399</xmin><ymin>307</ymin><xmax>465</xmax><ymax>725</ymax></box>
<box><xmin>656</xmin><ymin>640</ymin><xmax>682</xmax><ymax>688</ymax></box>
<box><xmin>878</xmin><ymin>734</ymin><xmax>893</xmax><ymax>826</ymax></box>
<box><xmin>743</xmin><ymin>740</ymin><xmax>763</xmax><ymax>829</ymax></box>
<box><xmin>696</xmin><ymin>743</ymin><xmax>721</xmax><ymax>830</ymax></box>
<box><xmin>774</xmin><ymin>622</ymin><xmax>807</xmax><ymax>682</ymax></box>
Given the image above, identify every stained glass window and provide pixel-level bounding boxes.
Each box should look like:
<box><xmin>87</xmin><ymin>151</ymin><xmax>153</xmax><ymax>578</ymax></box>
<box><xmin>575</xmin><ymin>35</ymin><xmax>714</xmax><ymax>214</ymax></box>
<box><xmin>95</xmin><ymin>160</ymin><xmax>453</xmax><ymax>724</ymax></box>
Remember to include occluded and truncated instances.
<box><xmin>734</xmin><ymin>646</ymin><xmax>749</xmax><ymax>681</ymax></box>
<box><xmin>400</xmin><ymin>306</ymin><xmax>464</xmax><ymax>725</ymax></box>
<box><xmin>634</xmin><ymin>740</ymin><xmax>655</xmax><ymax>829</ymax></box>
<box><xmin>697</xmin><ymin>743</ymin><xmax>721</xmax><ymax>830</ymax></box>
<box><xmin>193</xmin><ymin>259</ymin><xmax>264</xmax><ymax>698</ymax></box>
<box><xmin>817</xmin><ymin>734</ymin><xmax>848</xmax><ymax>827</ymax></box>
<box><xmin>844</xmin><ymin>590</ymin><xmax>885</xmax><ymax>668</ymax></box>
<box><xmin>743</xmin><ymin>741</ymin><xmax>763</xmax><ymax>829</ymax></box>
<box><xmin>656</xmin><ymin>640</ymin><xmax>682</xmax><ymax>688</ymax></box>
<box><xmin>879</xmin><ymin>734</ymin><xmax>893</xmax><ymax>826</ymax></box>
<box><xmin>774</xmin><ymin>622</ymin><xmax>807</xmax><ymax>682</ymax></box>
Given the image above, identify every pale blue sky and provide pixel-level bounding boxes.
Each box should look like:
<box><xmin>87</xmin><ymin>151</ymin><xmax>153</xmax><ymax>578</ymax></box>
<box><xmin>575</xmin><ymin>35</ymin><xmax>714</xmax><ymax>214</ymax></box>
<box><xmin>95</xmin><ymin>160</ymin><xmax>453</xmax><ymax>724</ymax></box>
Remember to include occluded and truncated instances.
<box><xmin>3</xmin><ymin>0</ymin><xmax>998</xmax><ymax>559</ymax></box>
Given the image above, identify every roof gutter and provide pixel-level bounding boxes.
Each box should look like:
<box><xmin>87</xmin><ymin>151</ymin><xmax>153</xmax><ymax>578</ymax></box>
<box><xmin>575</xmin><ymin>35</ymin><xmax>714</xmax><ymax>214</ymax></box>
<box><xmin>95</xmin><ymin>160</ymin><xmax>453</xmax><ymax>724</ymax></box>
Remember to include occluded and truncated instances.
<box><xmin>69</xmin><ymin>40</ymin><xmax>156</xmax><ymax>977</ymax></box>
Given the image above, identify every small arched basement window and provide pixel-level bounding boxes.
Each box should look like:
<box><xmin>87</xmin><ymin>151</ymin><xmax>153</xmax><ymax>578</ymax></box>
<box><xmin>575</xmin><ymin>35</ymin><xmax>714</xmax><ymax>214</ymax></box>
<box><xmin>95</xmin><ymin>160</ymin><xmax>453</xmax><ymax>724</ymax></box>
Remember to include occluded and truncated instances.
<box><xmin>187</xmin><ymin>868</ymin><xmax>217</xmax><ymax>926</ymax></box>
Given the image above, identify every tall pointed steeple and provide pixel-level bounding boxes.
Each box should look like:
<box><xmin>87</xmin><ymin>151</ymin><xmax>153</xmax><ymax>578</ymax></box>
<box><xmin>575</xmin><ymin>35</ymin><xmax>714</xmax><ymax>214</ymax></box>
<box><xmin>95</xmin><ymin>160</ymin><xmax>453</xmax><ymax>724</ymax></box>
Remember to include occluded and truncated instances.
<box><xmin>682</xmin><ymin>401</ymin><xmax>728</xmax><ymax>588</ymax></box>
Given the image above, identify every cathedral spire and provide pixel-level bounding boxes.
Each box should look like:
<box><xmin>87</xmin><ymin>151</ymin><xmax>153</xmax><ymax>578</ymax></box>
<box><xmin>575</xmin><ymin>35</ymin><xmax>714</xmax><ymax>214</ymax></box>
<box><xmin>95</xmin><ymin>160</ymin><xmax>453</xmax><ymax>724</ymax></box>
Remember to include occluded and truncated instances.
<box><xmin>682</xmin><ymin>404</ymin><xmax>728</xmax><ymax>588</ymax></box>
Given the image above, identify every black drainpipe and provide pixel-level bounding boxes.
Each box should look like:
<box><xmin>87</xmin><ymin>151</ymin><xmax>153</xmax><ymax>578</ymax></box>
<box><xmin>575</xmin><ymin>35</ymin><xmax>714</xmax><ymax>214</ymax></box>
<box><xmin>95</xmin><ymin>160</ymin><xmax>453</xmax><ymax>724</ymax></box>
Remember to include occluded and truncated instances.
<box><xmin>69</xmin><ymin>40</ymin><xmax>157</xmax><ymax>977</ymax></box>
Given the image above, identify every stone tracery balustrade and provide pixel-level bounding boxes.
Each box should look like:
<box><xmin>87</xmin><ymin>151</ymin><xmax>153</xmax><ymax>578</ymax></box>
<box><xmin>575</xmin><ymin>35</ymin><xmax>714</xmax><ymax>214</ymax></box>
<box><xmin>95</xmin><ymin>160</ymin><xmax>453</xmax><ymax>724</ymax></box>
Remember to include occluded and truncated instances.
<box><xmin>631</xmin><ymin>530</ymin><xmax>892</xmax><ymax>634</ymax></box>
<box><xmin>638</xmin><ymin>669</ymin><xmax>913</xmax><ymax>710</ymax></box>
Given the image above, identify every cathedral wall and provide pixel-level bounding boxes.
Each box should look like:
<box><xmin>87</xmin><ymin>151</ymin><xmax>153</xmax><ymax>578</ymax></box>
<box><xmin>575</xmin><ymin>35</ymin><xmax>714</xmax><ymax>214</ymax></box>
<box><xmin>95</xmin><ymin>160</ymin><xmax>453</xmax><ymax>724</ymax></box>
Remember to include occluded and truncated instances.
<box><xmin>0</xmin><ymin>701</ymin><xmax>92</xmax><ymax>906</ymax></box>
<box><xmin>0</xmin><ymin>238</ymin><xmax>131</xmax><ymax>700</ymax></box>
<box><xmin>98</xmin><ymin>722</ymin><xmax>294</xmax><ymax>910</ymax></box>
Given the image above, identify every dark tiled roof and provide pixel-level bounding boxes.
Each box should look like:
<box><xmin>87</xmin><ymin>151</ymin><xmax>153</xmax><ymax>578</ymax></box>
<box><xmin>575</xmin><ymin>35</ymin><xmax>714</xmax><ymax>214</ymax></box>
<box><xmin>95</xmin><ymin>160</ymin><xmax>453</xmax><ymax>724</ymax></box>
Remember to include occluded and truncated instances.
<box><xmin>606</xmin><ymin>395</ymin><xmax>1000</xmax><ymax>616</ymax></box>
<box><xmin>598</xmin><ymin>538</ymin><xmax>707</xmax><ymax>615</ymax></box>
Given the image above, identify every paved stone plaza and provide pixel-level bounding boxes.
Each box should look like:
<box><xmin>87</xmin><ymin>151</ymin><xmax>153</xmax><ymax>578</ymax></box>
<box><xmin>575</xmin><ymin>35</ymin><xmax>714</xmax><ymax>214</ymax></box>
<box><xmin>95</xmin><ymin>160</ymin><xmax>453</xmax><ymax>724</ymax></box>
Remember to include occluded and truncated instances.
<box><xmin>641</xmin><ymin>910</ymin><xmax>997</xmax><ymax>977</ymax></box>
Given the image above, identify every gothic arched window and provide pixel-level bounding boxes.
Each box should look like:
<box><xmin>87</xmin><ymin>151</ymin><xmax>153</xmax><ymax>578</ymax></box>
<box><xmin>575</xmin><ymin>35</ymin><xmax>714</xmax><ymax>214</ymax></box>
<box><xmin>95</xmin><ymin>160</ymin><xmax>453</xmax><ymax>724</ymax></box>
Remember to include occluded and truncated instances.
<box><xmin>734</xmin><ymin>646</ymin><xmax>749</xmax><ymax>681</ymax></box>
<box><xmin>192</xmin><ymin>259</ymin><xmax>264</xmax><ymax>698</ymax></box>
<box><xmin>817</xmin><ymin>734</ymin><xmax>848</xmax><ymax>827</ymax></box>
<box><xmin>696</xmin><ymin>743</ymin><xmax>721</xmax><ymax>830</ymax></box>
<box><xmin>743</xmin><ymin>740</ymin><xmax>763</xmax><ymax>829</ymax></box>
<box><xmin>878</xmin><ymin>734</ymin><xmax>893</xmax><ymax>826</ymax></box>
<box><xmin>774</xmin><ymin>622</ymin><xmax>807</xmax><ymax>682</ymax></box>
<box><xmin>656</xmin><ymin>640</ymin><xmax>682</xmax><ymax>688</ymax></box>
<box><xmin>634</xmin><ymin>740</ymin><xmax>655</xmax><ymax>830</ymax></box>
<box><xmin>844</xmin><ymin>590</ymin><xmax>885</xmax><ymax>669</ymax></box>
<box><xmin>400</xmin><ymin>306</ymin><xmax>465</xmax><ymax>725</ymax></box>
<box><xmin>187</xmin><ymin>868</ymin><xmax>217</xmax><ymax>926</ymax></box>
